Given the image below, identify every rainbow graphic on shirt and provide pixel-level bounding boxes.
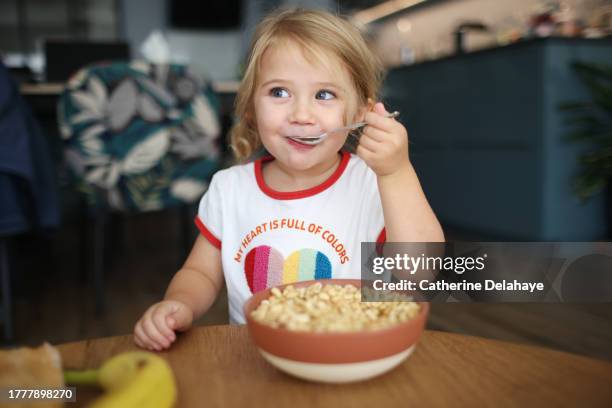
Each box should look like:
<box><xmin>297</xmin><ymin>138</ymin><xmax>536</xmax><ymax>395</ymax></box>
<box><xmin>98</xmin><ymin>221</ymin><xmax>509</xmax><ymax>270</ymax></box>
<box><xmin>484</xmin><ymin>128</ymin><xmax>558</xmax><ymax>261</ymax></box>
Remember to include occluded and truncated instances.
<box><xmin>244</xmin><ymin>246</ymin><xmax>332</xmax><ymax>294</ymax></box>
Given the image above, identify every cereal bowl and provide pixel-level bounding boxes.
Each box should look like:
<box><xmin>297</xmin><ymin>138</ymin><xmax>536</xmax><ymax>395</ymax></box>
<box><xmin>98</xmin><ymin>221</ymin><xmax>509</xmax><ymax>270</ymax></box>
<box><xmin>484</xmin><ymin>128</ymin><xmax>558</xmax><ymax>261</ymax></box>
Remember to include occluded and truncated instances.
<box><xmin>244</xmin><ymin>279</ymin><xmax>429</xmax><ymax>383</ymax></box>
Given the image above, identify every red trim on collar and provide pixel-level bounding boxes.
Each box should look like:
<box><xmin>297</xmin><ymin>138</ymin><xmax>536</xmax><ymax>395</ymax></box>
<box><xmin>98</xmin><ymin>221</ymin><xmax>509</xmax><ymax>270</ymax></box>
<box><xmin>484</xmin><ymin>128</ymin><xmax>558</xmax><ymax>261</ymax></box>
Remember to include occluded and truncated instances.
<box><xmin>376</xmin><ymin>228</ymin><xmax>386</xmax><ymax>255</ymax></box>
<box><xmin>254</xmin><ymin>151</ymin><xmax>350</xmax><ymax>200</ymax></box>
<box><xmin>194</xmin><ymin>216</ymin><xmax>221</xmax><ymax>249</ymax></box>
<box><xmin>376</xmin><ymin>228</ymin><xmax>386</xmax><ymax>244</ymax></box>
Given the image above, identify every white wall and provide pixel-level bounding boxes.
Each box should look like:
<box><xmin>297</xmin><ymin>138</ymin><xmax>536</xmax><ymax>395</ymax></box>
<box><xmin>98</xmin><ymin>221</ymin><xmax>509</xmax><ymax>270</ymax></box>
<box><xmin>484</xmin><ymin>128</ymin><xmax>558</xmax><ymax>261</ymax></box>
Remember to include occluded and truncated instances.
<box><xmin>165</xmin><ymin>30</ymin><xmax>242</xmax><ymax>81</ymax></box>
<box><xmin>121</xmin><ymin>0</ymin><xmax>242</xmax><ymax>80</ymax></box>
<box><xmin>121</xmin><ymin>0</ymin><xmax>167</xmax><ymax>56</ymax></box>
<box><xmin>121</xmin><ymin>0</ymin><xmax>333</xmax><ymax>81</ymax></box>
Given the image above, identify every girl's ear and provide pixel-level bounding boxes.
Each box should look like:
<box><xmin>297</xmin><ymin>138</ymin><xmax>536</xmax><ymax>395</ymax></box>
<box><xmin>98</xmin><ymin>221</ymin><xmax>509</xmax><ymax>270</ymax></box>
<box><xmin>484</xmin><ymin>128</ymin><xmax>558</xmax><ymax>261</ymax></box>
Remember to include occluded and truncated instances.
<box><xmin>366</xmin><ymin>98</ymin><xmax>376</xmax><ymax>111</ymax></box>
<box><xmin>354</xmin><ymin>98</ymin><xmax>376</xmax><ymax>122</ymax></box>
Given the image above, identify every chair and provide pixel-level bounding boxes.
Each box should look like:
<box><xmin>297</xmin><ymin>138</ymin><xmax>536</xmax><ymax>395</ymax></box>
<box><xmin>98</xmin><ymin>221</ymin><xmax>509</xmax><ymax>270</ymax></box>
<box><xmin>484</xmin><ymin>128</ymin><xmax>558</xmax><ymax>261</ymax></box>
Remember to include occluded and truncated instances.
<box><xmin>57</xmin><ymin>61</ymin><xmax>221</xmax><ymax>313</ymax></box>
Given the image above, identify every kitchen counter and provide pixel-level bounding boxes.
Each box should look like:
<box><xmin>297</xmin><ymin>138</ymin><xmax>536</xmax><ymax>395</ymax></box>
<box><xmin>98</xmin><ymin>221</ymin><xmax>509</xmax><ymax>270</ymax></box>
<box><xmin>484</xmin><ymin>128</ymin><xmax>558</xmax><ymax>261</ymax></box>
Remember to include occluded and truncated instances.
<box><xmin>397</xmin><ymin>36</ymin><xmax>612</xmax><ymax>70</ymax></box>
<box><xmin>57</xmin><ymin>325</ymin><xmax>612</xmax><ymax>407</ymax></box>
<box><xmin>20</xmin><ymin>80</ymin><xmax>240</xmax><ymax>95</ymax></box>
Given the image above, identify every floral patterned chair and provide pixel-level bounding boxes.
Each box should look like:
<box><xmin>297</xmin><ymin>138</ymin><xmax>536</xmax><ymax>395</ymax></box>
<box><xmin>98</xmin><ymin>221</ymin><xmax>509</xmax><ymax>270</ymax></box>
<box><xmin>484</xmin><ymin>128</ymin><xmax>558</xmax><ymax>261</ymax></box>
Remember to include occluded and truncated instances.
<box><xmin>57</xmin><ymin>61</ymin><xmax>221</xmax><ymax>312</ymax></box>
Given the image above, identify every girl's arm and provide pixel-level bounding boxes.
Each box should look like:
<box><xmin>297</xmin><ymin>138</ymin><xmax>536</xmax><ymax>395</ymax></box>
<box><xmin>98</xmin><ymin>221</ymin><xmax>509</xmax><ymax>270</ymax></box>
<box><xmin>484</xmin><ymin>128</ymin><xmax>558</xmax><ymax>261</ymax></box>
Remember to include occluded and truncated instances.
<box><xmin>377</xmin><ymin>164</ymin><xmax>444</xmax><ymax>242</ymax></box>
<box><xmin>165</xmin><ymin>235</ymin><xmax>224</xmax><ymax>318</ymax></box>
<box><xmin>134</xmin><ymin>235</ymin><xmax>223</xmax><ymax>351</ymax></box>
<box><xmin>357</xmin><ymin>102</ymin><xmax>444</xmax><ymax>243</ymax></box>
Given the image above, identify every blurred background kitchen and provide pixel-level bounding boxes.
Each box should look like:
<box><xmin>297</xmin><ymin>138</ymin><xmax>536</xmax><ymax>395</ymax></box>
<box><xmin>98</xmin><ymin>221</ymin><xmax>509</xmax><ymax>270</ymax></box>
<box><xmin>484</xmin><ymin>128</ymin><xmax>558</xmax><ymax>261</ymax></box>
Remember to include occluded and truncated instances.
<box><xmin>1</xmin><ymin>0</ymin><xmax>611</xmax><ymax>360</ymax></box>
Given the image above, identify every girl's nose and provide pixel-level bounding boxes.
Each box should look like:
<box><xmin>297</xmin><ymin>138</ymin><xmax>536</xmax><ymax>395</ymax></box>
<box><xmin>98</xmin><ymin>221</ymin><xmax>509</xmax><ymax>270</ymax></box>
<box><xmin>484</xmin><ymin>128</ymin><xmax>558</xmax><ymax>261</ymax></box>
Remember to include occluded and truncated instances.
<box><xmin>289</xmin><ymin>100</ymin><xmax>315</xmax><ymax>124</ymax></box>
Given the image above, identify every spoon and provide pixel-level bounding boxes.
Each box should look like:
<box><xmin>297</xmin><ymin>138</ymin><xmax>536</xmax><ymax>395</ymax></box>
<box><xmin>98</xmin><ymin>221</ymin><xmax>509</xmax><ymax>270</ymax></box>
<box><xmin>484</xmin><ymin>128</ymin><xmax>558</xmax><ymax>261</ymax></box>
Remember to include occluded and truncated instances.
<box><xmin>287</xmin><ymin>111</ymin><xmax>400</xmax><ymax>145</ymax></box>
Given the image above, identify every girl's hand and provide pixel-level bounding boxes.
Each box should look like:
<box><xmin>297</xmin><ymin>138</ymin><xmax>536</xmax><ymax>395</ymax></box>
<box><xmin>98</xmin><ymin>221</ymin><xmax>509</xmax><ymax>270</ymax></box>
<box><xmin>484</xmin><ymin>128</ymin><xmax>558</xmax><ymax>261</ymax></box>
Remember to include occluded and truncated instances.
<box><xmin>133</xmin><ymin>300</ymin><xmax>193</xmax><ymax>351</ymax></box>
<box><xmin>357</xmin><ymin>102</ymin><xmax>410</xmax><ymax>177</ymax></box>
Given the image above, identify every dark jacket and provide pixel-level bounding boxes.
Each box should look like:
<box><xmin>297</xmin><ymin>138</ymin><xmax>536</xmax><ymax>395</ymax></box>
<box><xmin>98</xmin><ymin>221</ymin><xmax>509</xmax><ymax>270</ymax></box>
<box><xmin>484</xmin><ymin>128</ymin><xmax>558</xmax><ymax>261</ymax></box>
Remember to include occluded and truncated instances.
<box><xmin>0</xmin><ymin>62</ymin><xmax>59</xmax><ymax>236</ymax></box>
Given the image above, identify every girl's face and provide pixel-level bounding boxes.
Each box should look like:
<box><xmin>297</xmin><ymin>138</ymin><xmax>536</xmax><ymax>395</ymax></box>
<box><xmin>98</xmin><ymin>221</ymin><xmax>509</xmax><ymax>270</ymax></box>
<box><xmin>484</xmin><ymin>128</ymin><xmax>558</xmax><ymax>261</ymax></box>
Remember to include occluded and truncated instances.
<box><xmin>253</xmin><ymin>40</ymin><xmax>364</xmax><ymax>173</ymax></box>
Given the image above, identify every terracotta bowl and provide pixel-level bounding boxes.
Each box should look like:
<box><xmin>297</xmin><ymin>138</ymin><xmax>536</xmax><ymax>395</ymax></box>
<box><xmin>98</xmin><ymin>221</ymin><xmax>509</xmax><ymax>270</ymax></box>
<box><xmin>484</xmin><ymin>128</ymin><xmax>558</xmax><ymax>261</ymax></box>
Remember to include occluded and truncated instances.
<box><xmin>244</xmin><ymin>279</ymin><xmax>429</xmax><ymax>383</ymax></box>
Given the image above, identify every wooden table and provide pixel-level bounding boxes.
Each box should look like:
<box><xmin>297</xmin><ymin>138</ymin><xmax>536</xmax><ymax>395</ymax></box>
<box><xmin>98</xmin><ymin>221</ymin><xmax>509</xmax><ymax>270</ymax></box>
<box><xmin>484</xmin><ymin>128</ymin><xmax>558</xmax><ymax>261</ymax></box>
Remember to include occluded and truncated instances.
<box><xmin>57</xmin><ymin>325</ymin><xmax>612</xmax><ymax>407</ymax></box>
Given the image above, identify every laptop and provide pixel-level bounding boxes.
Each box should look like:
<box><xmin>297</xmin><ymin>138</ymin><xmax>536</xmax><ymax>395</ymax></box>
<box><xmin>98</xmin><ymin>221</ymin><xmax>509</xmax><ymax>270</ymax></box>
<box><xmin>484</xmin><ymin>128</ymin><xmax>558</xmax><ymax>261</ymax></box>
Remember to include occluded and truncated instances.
<box><xmin>44</xmin><ymin>40</ymin><xmax>130</xmax><ymax>82</ymax></box>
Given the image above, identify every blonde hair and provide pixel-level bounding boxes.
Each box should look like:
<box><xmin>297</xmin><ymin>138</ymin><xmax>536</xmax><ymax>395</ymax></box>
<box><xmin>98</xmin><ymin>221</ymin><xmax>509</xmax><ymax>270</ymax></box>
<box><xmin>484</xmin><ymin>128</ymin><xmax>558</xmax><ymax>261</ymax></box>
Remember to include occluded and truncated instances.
<box><xmin>229</xmin><ymin>8</ymin><xmax>384</xmax><ymax>162</ymax></box>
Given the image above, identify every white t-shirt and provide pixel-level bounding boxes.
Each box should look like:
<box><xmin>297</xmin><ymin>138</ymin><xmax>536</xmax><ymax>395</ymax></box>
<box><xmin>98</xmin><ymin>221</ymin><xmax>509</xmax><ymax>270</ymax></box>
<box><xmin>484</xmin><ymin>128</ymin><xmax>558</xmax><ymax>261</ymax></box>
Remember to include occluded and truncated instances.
<box><xmin>196</xmin><ymin>151</ymin><xmax>385</xmax><ymax>324</ymax></box>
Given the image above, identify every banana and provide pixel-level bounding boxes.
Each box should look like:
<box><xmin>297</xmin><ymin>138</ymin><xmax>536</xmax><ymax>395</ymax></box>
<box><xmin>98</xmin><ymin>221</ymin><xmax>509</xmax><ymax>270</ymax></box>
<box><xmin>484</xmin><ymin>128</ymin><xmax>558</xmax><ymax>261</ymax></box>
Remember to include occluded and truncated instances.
<box><xmin>65</xmin><ymin>351</ymin><xmax>177</xmax><ymax>408</ymax></box>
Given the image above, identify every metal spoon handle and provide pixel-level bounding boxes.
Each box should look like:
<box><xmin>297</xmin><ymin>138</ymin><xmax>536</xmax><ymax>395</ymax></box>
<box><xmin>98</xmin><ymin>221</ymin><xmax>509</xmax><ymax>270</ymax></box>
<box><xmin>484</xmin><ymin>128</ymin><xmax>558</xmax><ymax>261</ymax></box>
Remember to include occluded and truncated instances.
<box><xmin>321</xmin><ymin>110</ymin><xmax>400</xmax><ymax>138</ymax></box>
<box><xmin>348</xmin><ymin>110</ymin><xmax>400</xmax><ymax>131</ymax></box>
<box><xmin>289</xmin><ymin>110</ymin><xmax>400</xmax><ymax>145</ymax></box>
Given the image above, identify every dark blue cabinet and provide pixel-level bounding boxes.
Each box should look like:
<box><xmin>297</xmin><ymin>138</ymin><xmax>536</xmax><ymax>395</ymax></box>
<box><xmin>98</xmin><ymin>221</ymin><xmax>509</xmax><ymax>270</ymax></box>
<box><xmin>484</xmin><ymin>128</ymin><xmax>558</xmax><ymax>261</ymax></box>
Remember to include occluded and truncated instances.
<box><xmin>384</xmin><ymin>38</ymin><xmax>612</xmax><ymax>240</ymax></box>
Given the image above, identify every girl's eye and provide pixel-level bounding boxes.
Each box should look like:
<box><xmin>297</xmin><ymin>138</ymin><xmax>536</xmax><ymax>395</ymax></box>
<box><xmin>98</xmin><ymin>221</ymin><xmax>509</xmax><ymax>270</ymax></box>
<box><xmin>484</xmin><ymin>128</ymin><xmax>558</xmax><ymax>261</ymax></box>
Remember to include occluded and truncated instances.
<box><xmin>316</xmin><ymin>89</ymin><xmax>336</xmax><ymax>100</ymax></box>
<box><xmin>270</xmin><ymin>87</ymin><xmax>290</xmax><ymax>98</ymax></box>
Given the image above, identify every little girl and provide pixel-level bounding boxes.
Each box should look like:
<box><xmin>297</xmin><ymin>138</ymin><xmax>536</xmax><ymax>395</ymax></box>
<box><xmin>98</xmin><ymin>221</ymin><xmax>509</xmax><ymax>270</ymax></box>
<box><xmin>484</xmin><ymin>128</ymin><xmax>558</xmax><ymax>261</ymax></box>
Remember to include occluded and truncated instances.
<box><xmin>134</xmin><ymin>8</ymin><xmax>443</xmax><ymax>351</ymax></box>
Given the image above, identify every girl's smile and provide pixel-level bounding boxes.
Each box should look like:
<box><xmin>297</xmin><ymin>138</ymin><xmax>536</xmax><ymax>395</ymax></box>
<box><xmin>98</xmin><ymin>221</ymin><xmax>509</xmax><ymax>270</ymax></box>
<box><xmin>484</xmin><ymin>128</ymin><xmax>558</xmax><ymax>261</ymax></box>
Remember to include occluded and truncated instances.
<box><xmin>286</xmin><ymin>137</ymin><xmax>316</xmax><ymax>150</ymax></box>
